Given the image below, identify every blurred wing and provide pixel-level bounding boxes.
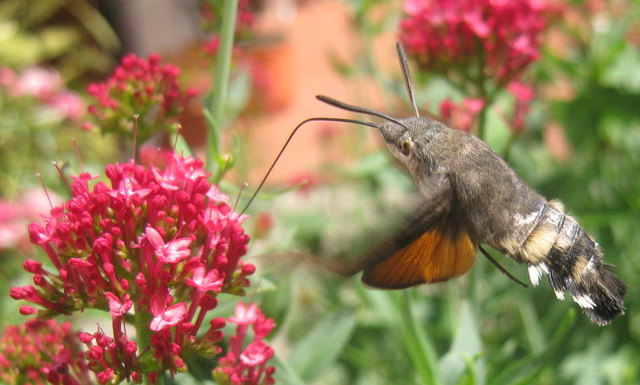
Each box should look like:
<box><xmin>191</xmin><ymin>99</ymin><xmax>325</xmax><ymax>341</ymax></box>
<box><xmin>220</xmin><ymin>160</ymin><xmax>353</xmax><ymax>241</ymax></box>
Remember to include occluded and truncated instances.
<box><xmin>344</xmin><ymin>173</ymin><xmax>477</xmax><ymax>288</ymax></box>
<box><xmin>362</xmin><ymin>227</ymin><xmax>476</xmax><ymax>288</ymax></box>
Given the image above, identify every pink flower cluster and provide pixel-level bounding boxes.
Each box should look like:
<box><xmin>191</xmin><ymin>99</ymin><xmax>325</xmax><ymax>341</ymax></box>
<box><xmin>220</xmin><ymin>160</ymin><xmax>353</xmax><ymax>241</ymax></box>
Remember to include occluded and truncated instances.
<box><xmin>85</xmin><ymin>54</ymin><xmax>196</xmax><ymax>141</ymax></box>
<box><xmin>439</xmin><ymin>81</ymin><xmax>534</xmax><ymax>133</ymax></box>
<box><xmin>213</xmin><ymin>303</ymin><xmax>275</xmax><ymax>385</ymax></box>
<box><xmin>400</xmin><ymin>0</ymin><xmax>549</xmax><ymax>85</ymax></box>
<box><xmin>11</xmin><ymin>153</ymin><xmax>273</xmax><ymax>383</ymax></box>
<box><xmin>0</xmin><ymin>319</ymin><xmax>91</xmax><ymax>385</ymax></box>
<box><xmin>0</xmin><ymin>67</ymin><xmax>84</xmax><ymax>120</ymax></box>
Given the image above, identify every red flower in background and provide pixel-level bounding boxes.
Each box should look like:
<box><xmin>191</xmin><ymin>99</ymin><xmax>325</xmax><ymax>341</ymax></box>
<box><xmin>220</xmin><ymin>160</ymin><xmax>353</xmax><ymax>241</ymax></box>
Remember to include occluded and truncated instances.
<box><xmin>507</xmin><ymin>81</ymin><xmax>535</xmax><ymax>132</ymax></box>
<box><xmin>439</xmin><ymin>98</ymin><xmax>485</xmax><ymax>132</ymax></box>
<box><xmin>400</xmin><ymin>0</ymin><xmax>549</xmax><ymax>85</ymax></box>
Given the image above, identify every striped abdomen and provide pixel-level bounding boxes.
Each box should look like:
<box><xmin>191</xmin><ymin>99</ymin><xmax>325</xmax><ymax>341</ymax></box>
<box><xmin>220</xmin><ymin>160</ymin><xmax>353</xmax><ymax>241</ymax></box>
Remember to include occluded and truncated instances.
<box><xmin>504</xmin><ymin>201</ymin><xmax>626</xmax><ymax>325</ymax></box>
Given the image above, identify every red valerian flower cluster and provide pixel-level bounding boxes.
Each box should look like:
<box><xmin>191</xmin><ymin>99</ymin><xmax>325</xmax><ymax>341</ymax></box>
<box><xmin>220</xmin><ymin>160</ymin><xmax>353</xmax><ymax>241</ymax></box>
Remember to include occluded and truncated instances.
<box><xmin>213</xmin><ymin>303</ymin><xmax>275</xmax><ymax>385</ymax></box>
<box><xmin>11</xmin><ymin>153</ymin><xmax>273</xmax><ymax>384</ymax></box>
<box><xmin>400</xmin><ymin>0</ymin><xmax>549</xmax><ymax>86</ymax></box>
<box><xmin>84</xmin><ymin>54</ymin><xmax>196</xmax><ymax>141</ymax></box>
<box><xmin>0</xmin><ymin>319</ymin><xmax>92</xmax><ymax>385</ymax></box>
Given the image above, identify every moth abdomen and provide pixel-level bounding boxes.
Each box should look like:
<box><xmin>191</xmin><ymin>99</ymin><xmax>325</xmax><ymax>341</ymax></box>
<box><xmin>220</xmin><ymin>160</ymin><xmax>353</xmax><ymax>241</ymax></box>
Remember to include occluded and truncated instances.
<box><xmin>515</xmin><ymin>202</ymin><xmax>626</xmax><ymax>325</ymax></box>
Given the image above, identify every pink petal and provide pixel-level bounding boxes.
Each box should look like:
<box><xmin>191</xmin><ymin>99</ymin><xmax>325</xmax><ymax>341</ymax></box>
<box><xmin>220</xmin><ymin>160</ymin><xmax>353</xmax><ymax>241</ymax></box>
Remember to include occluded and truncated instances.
<box><xmin>229</xmin><ymin>302</ymin><xmax>259</xmax><ymax>325</ymax></box>
<box><xmin>150</xmin><ymin>302</ymin><xmax>187</xmax><ymax>331</ymax></box>
<box><xmin>145</xmin><ymin>227</ymin><xmax>165</xmax><ymax>249</ymax></box>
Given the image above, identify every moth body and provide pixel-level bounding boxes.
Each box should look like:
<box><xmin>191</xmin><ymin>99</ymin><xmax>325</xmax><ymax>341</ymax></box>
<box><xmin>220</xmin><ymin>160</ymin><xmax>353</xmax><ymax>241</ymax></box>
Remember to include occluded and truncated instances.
<box><xmin>375</xmin><ymin>116</ymin><xmax>626</xmax><ymax>325</ymax></box>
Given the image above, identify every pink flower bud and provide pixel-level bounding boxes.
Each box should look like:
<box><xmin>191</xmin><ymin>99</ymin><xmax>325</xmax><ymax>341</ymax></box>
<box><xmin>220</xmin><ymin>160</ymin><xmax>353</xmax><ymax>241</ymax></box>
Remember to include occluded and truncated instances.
<box><xmin>19</xmin><ymin>306</ymin><xmax>36</xmax><ymax>315</ymax></box>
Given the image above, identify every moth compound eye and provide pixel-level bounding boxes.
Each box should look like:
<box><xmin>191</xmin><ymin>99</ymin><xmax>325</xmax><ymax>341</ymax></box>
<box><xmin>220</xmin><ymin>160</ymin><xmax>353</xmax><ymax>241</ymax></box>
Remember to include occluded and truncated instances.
<box><xmin>399</xmin><ymin>138</ymin><xmax>413</xmax><ymax>156</ymax></box>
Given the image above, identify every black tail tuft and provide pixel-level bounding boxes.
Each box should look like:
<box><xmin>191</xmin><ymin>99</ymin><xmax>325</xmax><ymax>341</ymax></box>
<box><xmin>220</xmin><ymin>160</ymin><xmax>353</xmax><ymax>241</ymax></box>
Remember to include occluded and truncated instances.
<box><xmin>529</xmin><ymin>226</ymin><xmax>626</xmax><ymax>326</ymax></box>
<box><xmin>572</xmin><ymin>263</ymin><xmax>626</xmax><ymax>326</ymax></box>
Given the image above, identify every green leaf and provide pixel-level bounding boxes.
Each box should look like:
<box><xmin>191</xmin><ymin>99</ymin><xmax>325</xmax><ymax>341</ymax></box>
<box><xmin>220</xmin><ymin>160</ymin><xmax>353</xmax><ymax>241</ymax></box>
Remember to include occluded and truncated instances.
<box><xmin>287</xmin><ymin>309</ymin><xmax>357</xmax><ymax>382</ymax></box>
<box><xmin>225</xmin><ymin>67</ymin><xmax>251</xmax><ymax>126</ymax></box>
<box><xmin>602</xmin><ymin>45</ymin><xmax>640</xmax><ymax>93</ymax></box>
<box><xmin>490</xmin><ymin>310</ymin><xmax>575</xmax><ymax>385</ymax></box>
<box><xmin>272</xmin><ymin>353</ymin><xmax>308</xmax><ymax>385</ymax></box>
<box><xmin>440</xmin><ymin>300</ymin><xmax>485</xmax><ymax>385</ymax></box>
<box><xmin>399</xmin><ymin>291</ymin><xmax>441</xmax><ymax>385</ymax></box>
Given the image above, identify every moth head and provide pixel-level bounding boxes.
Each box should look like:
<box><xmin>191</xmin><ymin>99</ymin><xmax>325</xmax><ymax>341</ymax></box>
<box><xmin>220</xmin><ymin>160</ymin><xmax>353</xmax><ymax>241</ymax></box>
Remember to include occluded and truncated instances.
<box><xmin>377</xmin><ymin>116</ymin><xmax>440</xmax><ymax>168</ymax></box>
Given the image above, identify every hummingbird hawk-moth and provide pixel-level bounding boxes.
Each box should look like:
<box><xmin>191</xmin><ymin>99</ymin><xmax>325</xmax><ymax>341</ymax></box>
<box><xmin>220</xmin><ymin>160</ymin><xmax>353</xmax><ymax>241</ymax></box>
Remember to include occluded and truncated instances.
<box><xmin>245</xmin><ymin>43</ymin><xmax>626</xmax><ymax>326</ymax></box>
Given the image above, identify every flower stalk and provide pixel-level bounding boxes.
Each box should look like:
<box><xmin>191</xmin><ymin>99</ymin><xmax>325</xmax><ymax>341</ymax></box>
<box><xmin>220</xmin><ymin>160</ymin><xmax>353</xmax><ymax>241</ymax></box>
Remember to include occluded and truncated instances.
<box><xmin>206</xmin><ymin>0</ymin><xmax>239</xmax><ymax>178</ymax></box>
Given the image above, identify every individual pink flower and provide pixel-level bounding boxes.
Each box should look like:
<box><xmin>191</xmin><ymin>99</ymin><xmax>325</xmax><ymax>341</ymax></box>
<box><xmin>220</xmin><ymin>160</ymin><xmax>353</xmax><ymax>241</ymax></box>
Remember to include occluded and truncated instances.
<box><xmin>240</xmin><ymin>341</ymin><xmax>274</xmax><ymax>367</ymax></box>
<box><xmin>229</xmin><ymin>302</ymin><xmax>260</xmax><ymax>325</ymax></box>
<box><xmin>105</xmin><ymin>292</ymin><xmax>133</xmax><ymax>318</ymax></box>
<box><xmin>150</xmin><ymin>299</ymin><xmax>188</xmax><ymax>332</ymax></box>
<box><xmin>13</xmin><ymin>153</ymin><xmax>263</xmax><ymax>382</ymax></box>
<box><xmin>145</xmin><ymin>226</ymin><xmax>192</xmax><ymax>263</ymax></box>
<box><xmin>400</xmin><ymin>0</ymin><xmax>550</xmax><ymax>85</ymax></box>
<box><xmin>186</xmin><ymin>264</ymin><xmax>224</xmax><ymax>293</ymax></box>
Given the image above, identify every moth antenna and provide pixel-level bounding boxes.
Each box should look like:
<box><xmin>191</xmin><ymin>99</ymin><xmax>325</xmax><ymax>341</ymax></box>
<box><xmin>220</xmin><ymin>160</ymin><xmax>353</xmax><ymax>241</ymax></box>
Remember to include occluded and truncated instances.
<box><xmin>36</xmin><ymin>173</ymin><xmax>54</xmax><ymax>209</ymax></box>
<box><xmin>316</xmin><ymin>95</ymin><xmax>409</xmax><ymax>130</ymax></box>
<box><xmin>72</xmin><ymin>139</ymin><xmax>85</xmax><ymax>172</ymax></box>
<box><xmin>132</xmin><ymin>114</ymin><xmax>139</xmax><ymax>160</ymax></box>
<box><xmin>396</xmin><ymin>42</ymin><xmax>419</xmax><ymax>117</ymax></box>
<box><xmin>479</xmin><ymin>246</ymin><xmax>528</xmax><ymax>288</ymax></box>
<box><xmin>240</xmin><ymin>117</ymin><xmax>378</xmax><ymax>215</ymax></box>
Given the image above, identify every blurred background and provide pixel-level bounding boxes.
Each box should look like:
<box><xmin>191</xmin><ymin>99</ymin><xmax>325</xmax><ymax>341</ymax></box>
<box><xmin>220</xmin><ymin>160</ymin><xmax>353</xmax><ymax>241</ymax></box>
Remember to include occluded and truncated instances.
<box><xmin>1</xmin><ymin>0</ymin><xmax>640</xmax><ymax>384</ymax></box>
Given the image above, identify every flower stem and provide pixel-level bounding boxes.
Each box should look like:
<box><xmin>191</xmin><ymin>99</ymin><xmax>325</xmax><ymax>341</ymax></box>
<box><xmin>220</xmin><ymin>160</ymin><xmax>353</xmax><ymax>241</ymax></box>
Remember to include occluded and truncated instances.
<box><xmin>477</xmin><ymin>102</ymin><xmax>489</xmax><ymax>141</ymax></box>
<box><xmin>134</xmin><ymin>306</ymin><xmax>152</xmax><ymax>384</ymax></box>
<box><xmin>206</xmin><ymin>0</ymin><xmax>239</xmax><ymax>175</ymax></box>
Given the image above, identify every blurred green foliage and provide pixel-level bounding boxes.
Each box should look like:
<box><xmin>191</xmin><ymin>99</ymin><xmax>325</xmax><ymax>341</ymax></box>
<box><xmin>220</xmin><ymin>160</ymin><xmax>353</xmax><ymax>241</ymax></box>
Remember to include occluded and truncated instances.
<box><xmin>0</xmin><ymin>0</ymin><xmax>119</xmax><ymax>82</ymax></box>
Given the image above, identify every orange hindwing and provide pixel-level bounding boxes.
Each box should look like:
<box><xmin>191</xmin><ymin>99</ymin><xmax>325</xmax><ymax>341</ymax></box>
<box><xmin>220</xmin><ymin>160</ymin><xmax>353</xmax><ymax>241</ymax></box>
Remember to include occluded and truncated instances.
<box><xmin>361</xmin><ymin>229</ymin><xmax>476</xmax><ymax>289</ymax></box>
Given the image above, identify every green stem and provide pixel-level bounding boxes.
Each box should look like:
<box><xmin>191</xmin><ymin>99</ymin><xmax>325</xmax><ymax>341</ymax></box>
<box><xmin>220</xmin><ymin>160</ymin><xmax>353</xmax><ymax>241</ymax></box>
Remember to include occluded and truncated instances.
<box><xmin>476</xmin><ymin>102</ymin><xmax>489</xmax><ymax>142</ymax></box>
<box><xmin>399</xmin><ymin>291</ymin><xmax>440</xmax><ymax>385</ymax></box>
<box><xmin>134</xmin><ymin>307</ymin><xmax>153</xmax><ymax>384</ymax></box>
<box><xmin>206</xmin><ymin>0</ymin><xmax>239</xmax><ymax>174</ymax></box>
